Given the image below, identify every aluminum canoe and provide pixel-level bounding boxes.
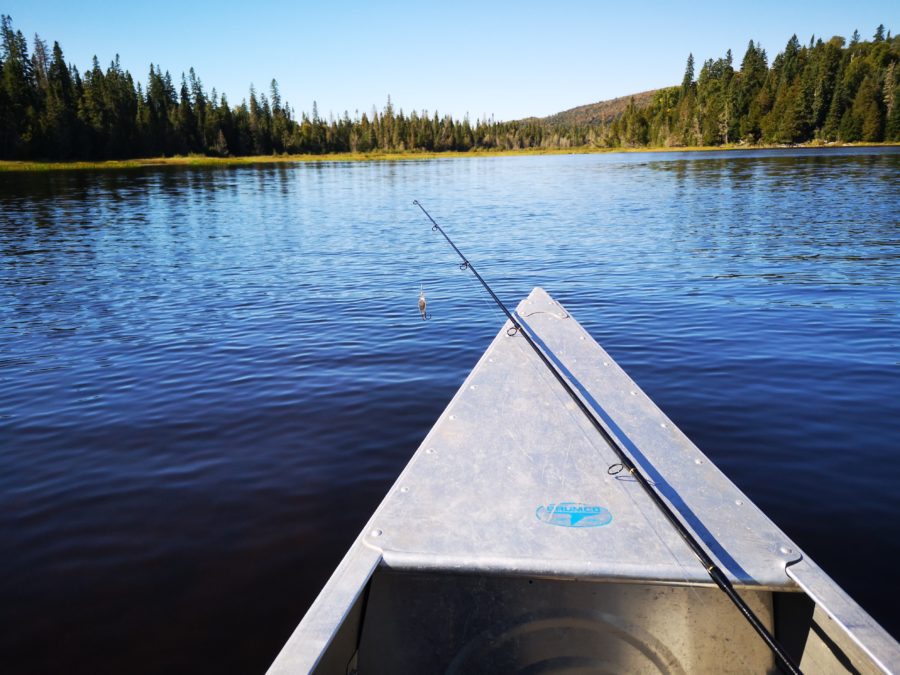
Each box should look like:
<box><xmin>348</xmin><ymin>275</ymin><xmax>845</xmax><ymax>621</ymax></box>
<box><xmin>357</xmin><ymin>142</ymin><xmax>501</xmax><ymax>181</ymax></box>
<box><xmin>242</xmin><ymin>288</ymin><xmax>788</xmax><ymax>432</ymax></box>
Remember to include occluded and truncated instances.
<box><xmin>270</xmin><ymin>287</ymin><xmax>899</xmax><ymax>674</ymax></box>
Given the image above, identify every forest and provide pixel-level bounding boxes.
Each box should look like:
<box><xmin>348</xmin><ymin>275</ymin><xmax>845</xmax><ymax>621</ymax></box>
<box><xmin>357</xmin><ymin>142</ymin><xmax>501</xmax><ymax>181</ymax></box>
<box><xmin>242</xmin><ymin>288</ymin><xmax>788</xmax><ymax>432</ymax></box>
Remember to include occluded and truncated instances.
<box><xmin>0</xmin><ymin>15</ymin><xmax>897</xmax><ymax>161</ymax></box>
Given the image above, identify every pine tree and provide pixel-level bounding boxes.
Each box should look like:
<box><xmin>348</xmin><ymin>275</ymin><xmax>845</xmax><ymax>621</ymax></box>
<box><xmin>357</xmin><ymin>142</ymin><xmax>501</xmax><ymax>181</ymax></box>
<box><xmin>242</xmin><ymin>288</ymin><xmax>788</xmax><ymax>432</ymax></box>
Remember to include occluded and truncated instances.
<box><xmin>886</xmin><ymin>62</ymin><xmax>900</xmax><ymax>141</ymax></box>
<box><xmin>737</xmin><ymin>40</ymin><xmax>768</xmax><ymax>140</ymax></box>
<box><xmin>189</xmin><ymin>67</ymin><xmax>207</xmax><ymax>148</ymax></box>
<box><xmin>146</xmin><ymin>65</ymin><xmax>175</xmax><ymax>155</ymax></box>
<box><xmin>852</xmin><ymin>76</ymin><xmax>884</xmax><ymax>141</ymax></box>
<box><xmin>31</xmin><ymin>34</ymin><xmax>50</xmax><ymax>117</ymax></box>
<box><xmin>175</xmin><ymin>74</ymin><xmax>197</xmax><ymax>153</ymax></box>
<box><xmin>681</xmin><ymin>53</ymin><xmax>695</xmax><ymax>94</ymax></box>
<box><xmin>44</xmin><ymin>40</ymin><xmax>77</xmax><ymax>157</ymax></box>
<box><xmin>0</xmin><ymin>15</ymin><xmax>38</xmax><ymax>157</ymax></box>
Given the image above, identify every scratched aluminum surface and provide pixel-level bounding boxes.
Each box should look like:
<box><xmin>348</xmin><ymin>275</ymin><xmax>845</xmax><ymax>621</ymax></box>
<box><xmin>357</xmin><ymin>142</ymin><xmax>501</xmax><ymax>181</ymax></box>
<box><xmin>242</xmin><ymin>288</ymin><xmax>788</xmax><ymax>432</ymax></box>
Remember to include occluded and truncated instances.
<box><xmin>363</xmin><ymin>287</ymin><xmax>802</xmax><ymax>588</ymax></box>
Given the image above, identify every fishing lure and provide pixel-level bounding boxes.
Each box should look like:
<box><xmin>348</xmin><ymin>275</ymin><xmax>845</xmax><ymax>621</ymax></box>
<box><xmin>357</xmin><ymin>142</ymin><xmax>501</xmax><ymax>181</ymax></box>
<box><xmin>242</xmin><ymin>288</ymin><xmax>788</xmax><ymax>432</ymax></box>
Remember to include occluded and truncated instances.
<box><xmin>418</xmin><ymin>285</ymin><xmax>429</xmax><ymax>320</ymax></box>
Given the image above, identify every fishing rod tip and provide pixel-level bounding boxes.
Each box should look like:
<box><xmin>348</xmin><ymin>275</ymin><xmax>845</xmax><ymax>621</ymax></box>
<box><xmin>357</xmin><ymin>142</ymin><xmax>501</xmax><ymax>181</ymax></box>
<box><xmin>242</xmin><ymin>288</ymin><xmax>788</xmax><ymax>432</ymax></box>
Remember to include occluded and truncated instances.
<box><xmin>412</xmin><ymin>199</ymin><xmax>419</xmax><ymax>206</ymax></box>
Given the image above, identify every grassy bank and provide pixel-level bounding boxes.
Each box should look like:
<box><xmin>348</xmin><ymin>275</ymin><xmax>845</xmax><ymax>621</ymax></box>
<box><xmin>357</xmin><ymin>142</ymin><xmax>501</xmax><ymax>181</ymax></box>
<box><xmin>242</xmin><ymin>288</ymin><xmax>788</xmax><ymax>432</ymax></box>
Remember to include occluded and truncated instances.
<box><xmin>2</xmin><ymin>142</ymin><xmax>897</xmax><ymax>172</ymax></box>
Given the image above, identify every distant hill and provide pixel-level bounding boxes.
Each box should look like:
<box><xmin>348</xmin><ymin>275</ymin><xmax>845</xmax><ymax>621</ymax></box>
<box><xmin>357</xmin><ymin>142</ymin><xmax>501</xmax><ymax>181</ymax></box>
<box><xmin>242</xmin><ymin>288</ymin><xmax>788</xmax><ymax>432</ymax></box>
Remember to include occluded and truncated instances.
<box><xmin>526</xmin><ymin>89</ymin><xmax>660</xmax><ymax>126</ymax></box>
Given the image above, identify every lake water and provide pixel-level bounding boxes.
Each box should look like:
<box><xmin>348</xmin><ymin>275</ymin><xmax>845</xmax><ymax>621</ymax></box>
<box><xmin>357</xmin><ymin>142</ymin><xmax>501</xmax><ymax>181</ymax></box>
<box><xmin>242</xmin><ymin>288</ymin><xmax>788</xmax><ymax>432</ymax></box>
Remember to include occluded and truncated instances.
<box><xmin>1</xmin><ymin>148</ymin><xmax>898</xmax><ymax>673</ymax></box>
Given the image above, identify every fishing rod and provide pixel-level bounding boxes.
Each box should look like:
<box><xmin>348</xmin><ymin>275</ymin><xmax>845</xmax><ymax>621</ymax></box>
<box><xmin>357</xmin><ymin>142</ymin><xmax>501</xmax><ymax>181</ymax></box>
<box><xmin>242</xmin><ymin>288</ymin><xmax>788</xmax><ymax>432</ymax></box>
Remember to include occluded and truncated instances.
<box><xmin>413</xmin><ymin>199</ymin><xmax>802</xmax><ymax>675</ymax></box>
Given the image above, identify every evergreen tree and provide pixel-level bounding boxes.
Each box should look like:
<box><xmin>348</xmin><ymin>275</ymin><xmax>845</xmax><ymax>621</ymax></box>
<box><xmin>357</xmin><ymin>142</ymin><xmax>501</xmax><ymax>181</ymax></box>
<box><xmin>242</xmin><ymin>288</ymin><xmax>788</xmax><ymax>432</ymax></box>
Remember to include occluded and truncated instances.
<box><xmin>681</xmin><ymin>53</ymin><xmax>695</xmax><ymax>94</ymax></box>
<box><xmin>175</xmin><ymin>74</ymin><xmax>198</xmax><ymax>153</ymax></box>
<box><xmin>852</xmin><ymin>75</ymin><xmax>884</xmax><ymax>140</ymax></box>
<box><xmin>1</xmin><ymin>15</ymin><xmax>38</xmax><ymax>157</ymax></box>
<box><xmin>885</xmin><ymin>62</ymin><xmax>900</xmax><ymax>140</ymax></box>
<box><xmin>737</xmin><ymin>40</ymin><xmax>768</xmax><ymax>140</ymax></box>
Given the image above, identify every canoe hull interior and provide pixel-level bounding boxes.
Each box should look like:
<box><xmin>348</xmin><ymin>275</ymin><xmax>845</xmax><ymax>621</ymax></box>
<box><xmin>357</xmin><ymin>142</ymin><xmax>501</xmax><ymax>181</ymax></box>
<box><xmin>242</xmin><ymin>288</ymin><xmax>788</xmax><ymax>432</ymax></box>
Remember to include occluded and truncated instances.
<box><xmin>362</xmin><ymin>570</ymin><xmax>777</xmax><ymax>673</ymax></box>
<box><xmin>305</xmin><ymin>567</ymin><xmax>880</xmax><ymax>675</ymax></box>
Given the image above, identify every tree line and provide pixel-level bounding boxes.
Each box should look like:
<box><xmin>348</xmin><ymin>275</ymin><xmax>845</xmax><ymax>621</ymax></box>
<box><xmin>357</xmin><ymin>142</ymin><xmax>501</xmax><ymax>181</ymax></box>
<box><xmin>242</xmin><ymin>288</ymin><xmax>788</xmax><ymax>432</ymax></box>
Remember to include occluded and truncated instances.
<box><xmin>0</xmin><ymin>14</ymin><xmax>574</xmax><ymax>160</ymax></box>
<box><xmin>0</xmin><ymin>15</ymin><xmax>897</xmax><ymax>161</ymax></box>
<box><xmin>603</xmin><ymin>25</ymin><xmax>900</xmax><ymax>147</ymax></box>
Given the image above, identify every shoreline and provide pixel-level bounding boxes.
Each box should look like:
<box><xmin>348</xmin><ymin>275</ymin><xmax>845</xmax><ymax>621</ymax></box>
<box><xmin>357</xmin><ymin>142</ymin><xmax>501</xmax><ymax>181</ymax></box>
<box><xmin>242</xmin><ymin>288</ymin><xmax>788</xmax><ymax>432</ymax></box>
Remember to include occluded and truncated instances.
<box><xmin>2</xmin><ymin>141</ymin><xmax>898</xmax><ymax>172</ymax></box>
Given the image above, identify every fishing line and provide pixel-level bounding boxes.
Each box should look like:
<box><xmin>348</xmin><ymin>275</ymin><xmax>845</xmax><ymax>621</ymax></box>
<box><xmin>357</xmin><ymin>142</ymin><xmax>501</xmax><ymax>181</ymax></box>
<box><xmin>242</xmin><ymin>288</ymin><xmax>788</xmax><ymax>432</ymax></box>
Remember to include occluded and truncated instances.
<box><xmin>414</xmin><ymin>199</ymin><xmax>802</xmax><ymax>675</ymax></box>
<box><xmin>463</xmin><ymin>265</ymin><xmax>506</xmax><ymax>316</ymax></box>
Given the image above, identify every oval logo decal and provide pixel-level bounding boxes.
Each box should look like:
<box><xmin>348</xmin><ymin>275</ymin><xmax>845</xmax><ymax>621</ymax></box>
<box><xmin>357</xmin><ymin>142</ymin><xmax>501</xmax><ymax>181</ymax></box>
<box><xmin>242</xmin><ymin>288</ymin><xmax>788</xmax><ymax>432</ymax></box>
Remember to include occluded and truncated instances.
<box><xmin>536</xmin><ymin>502</ymin><xmax>612</xmax><ymax>528</ymax></box>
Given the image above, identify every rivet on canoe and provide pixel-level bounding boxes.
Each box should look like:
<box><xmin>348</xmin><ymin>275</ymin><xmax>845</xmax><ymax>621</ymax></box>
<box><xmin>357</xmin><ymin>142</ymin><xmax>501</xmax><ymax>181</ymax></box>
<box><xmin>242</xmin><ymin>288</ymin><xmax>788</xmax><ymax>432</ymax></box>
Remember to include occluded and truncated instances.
<box><xmin>449</xmin><ymin>414</ymin><xmax>457</xmax><ymax>420</ymax></box>
<box><xmin>426</xmin><ymin>448</ymin><xmax>436</xmax><ymax>455</ymax></box>
<box><xmin>660</xmin><ymin>423</ymin><xmax>667</xmax><ymax>429</ymax></box>
<box><xmin>400</xmin><ymin>487</ymin><xmax>409</xmax><ymax>493</ymax></box>
<box><xmin>371</xmin><ymin>529</ymin><xmax>383</xmax><ymax>537</ymax></box>
<box><xmin>694</xmin><ymin>458</ymin><xmax>703</xmax><ymax>465</ymax></box>
<box><xmin>735</xmin><ymin>499</ymin><xmax>743</xmax><ymax>506</ymax></box>
<box><xmin>630</xmin><ymin>391</ymin><xmax>637</xmax><ymax>396</ymax></box>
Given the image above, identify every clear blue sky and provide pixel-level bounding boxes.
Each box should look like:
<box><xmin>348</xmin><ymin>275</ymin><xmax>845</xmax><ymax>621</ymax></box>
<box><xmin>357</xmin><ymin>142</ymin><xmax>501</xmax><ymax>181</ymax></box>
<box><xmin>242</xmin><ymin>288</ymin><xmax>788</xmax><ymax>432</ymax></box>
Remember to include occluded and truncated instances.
<box><xmin>4</xmin><ymin>1</ymin><xmax>896</xmax><ymax>121</ymax></box>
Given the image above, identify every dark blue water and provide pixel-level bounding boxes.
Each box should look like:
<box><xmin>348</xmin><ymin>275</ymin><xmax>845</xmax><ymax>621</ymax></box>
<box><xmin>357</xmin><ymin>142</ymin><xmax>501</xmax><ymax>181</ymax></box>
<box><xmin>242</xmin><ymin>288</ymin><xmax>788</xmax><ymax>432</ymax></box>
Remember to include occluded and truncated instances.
<box><xmin>1</xmin><ymin>148</ymin><xmax>898</xmax><ymax>673</ymax></box>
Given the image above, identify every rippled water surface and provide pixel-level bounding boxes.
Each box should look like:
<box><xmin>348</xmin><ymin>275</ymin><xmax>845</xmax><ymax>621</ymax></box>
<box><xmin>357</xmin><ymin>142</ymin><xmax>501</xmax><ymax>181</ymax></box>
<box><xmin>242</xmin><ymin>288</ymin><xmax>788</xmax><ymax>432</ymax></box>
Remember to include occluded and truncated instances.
<box><xmin>1</xmin><ymin>148</ymin><xmax>898</xmax><ymax>672</ymax></box>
